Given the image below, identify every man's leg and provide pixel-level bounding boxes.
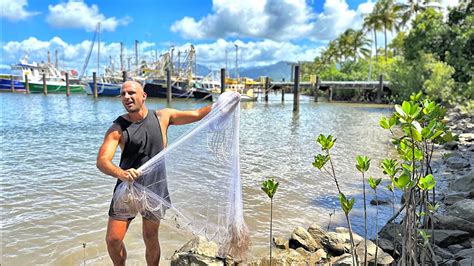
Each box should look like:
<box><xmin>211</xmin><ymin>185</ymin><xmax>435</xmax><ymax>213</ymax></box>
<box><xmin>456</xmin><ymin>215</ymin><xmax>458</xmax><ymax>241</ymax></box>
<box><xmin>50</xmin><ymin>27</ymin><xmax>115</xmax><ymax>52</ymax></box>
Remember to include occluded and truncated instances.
<box><xmin>142</xmin><ymin>217</ymin><xmax>161</xmax><ymax>265</ymax></box>
<box><xmin>106</xmin><ymin>217</ymin><xmax>131</xmax><ymax>266</ymax></box>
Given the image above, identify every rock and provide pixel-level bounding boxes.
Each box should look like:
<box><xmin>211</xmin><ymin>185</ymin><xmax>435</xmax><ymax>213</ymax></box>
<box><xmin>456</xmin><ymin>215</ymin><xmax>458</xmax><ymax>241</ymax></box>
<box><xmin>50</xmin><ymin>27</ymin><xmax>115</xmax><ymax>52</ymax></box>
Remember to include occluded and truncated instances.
<box><xmin>170</xmin><ymin>236</ymin><xmax>223</xmax><ymax>266</ymax></box>
<box><xmin>289</xmin><ymin>226</ymin><xmax>320</xmax><ymax>252</ymax></box>
<box><xmin>377</xmin><ymin>238</ymin><xmax>395</xmax><ymax>255</ymax></box>
<box><xmin>273</xmin><ymin>236</ymin><xmax>288</xmax><ymax>250</ymax></box>
<box><xmin>459</xmin><ymin>258</ymin><xmax>474</xmax><ymax>266</ymax></box>
<box><xmin>444</xmin><ymin>141</ymin><xmax>459</xmax><ymax>150</ymax></box>
<box><xmin>355</xmin><ymin>240</ymin><xmax>394</xmax><ymax>265</ymax></box>
<box><xmin>370</xmin><ymin>198</ymin><xmax>391</xmax><ymax>205</ymax></box>
<box><xmin>447</xmin><ymin>199</ymin><xmax>474</xmax><ymax>222</ymax></box>
<box><xmin>455</xmin><ymin>248</ymin><xmax>474</xmax><ymax>260</ymax></box>
<box><xmin>448</xmin><ymin>244</ymin><xmax>466</xmax><ymax>254</ymax></box>
<box><xmin>446</xmin><ymin>155</ymin><xmax>470</xmax><ymax>169</ymax></box>
<box><xmin>248</xmin><ymin>249</ymin><xmax>308</xmax><ymax>266</ymax></box>
<box><xmin>307</xmin><ymin>223</ymin><xmax>328</xmax><ymax>247</ymax></box>
<box><xmin>313</xmin><ymin>249</ymin><xmax>328</xmax><ymax>263</ymax></box>
<box><xmin>323</xmin><ymin>232</ymin><xmax>347</xmax><ymax>255</ymax></box>
<box><xmin>331</xmin><ymin>253</ymin><xmax>354</xmax><ymax>265</ymax></box>
<box><xmin>433</xmin><ymin>230</ymin><xmax>470</xmax><ymax>247</ymax></box>
<box><xmin>379</xmin><ymin>223</ymin><xmax>403</xmax><ymax>247</ymax></box>
<box><xmin>459</xmin><ymin>133</ymin><xmax>474</xmax><ymax>142</ymax></box>
<box><xmin>443</xmin><ymin>192</ymin><xmax>471</xmax><ymax>205</ymax></box>
<box><xmin>449</xmin><ymin>171</ymin><xmax>474</xmax><ymax>193</ymax></box>
<box><xmin>443</xmin><ymin>260</ymin><xmax>460</xmax><ymax>266</ymax></box>
<box><xmin>335</xmin><ymin>227</ymin><xmax>364</xmax><ymax>244</ymax></box>
<box><xmin>433</xmin><ymin>245</ymin><xmax>455</xmax><ymax>260</ymax></box>
<box><xmin>433</xmin><ymin>215</ymin><xmax>474</xmax><ymax>235</ymax></box>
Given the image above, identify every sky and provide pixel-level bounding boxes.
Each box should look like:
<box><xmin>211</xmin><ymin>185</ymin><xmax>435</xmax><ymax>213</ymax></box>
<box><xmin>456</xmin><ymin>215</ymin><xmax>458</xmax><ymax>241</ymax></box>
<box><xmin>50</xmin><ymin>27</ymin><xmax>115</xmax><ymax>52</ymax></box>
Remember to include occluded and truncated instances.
<box><xmin>0</xmin><ymin>0</ymin><xmax>460</xmax><ymax>74</ymax></box>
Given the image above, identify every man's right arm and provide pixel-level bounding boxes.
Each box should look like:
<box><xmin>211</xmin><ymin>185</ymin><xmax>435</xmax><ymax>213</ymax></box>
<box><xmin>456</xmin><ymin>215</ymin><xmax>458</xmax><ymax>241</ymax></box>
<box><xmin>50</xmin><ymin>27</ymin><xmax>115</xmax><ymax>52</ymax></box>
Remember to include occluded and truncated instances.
<box><xmin>96</xmin><ymin>124</ymin><xmax>139</xmax><ymax>182</ymax></box>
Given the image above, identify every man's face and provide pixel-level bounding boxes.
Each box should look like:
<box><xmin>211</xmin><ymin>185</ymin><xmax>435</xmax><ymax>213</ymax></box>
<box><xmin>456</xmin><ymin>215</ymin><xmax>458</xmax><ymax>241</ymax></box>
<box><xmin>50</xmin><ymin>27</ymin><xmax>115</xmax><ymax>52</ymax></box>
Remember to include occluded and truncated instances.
<box><xmin>120</xmin><ymin>82</ymin><xmax>146</xmax><ymax>113</ymax></box>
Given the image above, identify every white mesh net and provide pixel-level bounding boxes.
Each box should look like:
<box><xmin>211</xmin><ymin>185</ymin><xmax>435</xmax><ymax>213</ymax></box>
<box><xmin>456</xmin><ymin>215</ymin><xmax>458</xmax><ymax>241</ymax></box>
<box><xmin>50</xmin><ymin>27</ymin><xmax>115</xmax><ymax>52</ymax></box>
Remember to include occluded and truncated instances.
<box><xmin>112</xmin><ymin>91</ymin><xmax>250</xmax><ymax>261</ymax></box>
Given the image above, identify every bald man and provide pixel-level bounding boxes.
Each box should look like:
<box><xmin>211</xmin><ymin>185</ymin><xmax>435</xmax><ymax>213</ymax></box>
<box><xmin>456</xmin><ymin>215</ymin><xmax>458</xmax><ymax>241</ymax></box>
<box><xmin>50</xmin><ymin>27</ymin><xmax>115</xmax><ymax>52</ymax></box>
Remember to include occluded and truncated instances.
<box><xmin>96</xmin><ymin>81</ymin><xmax>212</xmax><ymax>265</ymax></box>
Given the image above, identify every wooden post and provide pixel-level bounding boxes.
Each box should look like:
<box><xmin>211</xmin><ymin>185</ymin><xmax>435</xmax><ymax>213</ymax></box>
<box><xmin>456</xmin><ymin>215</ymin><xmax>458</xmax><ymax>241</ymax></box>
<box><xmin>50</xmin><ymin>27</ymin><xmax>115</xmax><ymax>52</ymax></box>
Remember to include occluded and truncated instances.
<box><xmin>122</xmin><ymin>71</ymin><xmax>127</xmax><ymax>82</ymax></box>
<box><xmin>93</xmin><ymin>72</ymin><xmax>98</xmax><ymax>98</ymax></box>
<box><xmin>10</xmin><ymin>75</ymin><xmax>14</xmax><ymax>92</ymax></box>
<box><xmin>166</xmin><ymin>68</ymin><xmax>171</xmax><ymax>103</ymax></box>
<box><xmin>65</xmin><ymin>72</ymin><xmax>70</xmax><ymax>97</ymax></box>
<box><xmin>329</xmin><ymin>87</ymin><xmax>333</xmax><ymax>102</ymax></box>
<box><xmin>43</xmin><ymin>73</ymin><xmax>47</xmax><ymax>95</ymax></box>
<box><xmin>25</xmin><ymin>74</ymin><xmax>30</xmax><ymax>94</ymax></box>
<box><xmin>220</xmin><ymin>68</ymin><xmax>225</xmax><ymax>94</ymax></box>
<box><xmin>264</xmin><ymin>77</ymin><xmax>269</xmax><ymax>102</ymax></box>
<box><xmin>377</xmin><ymin>74</ymin><xmax>383</xmax><ymax>103</ymax></box>
<box><xmin>281</xmin><ymin>87</ymin><xmax>285</xmax><ymax>102</ymax></box>
<box><xmin>293</xmin><ymin>65</ymin><xmax>300</xmax><ymax>112</ymax></box>
<box><xmin>314</xmin><ymin>76</ymin><xmax>320</xmax><ymax>102</ymax></box>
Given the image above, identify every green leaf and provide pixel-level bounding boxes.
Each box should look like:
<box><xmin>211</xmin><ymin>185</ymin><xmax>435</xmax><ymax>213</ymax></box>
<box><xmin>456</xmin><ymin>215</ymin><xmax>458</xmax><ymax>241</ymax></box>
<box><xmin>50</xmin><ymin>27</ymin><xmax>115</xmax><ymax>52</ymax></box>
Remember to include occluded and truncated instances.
<box><xmin>338</xmin><ymin>192</ymin><xmax>354</xmax><ymax>215</ymax></box>
<box><xmin>380</xmin><ymin>116</ymin><xmax>390</xmax><ymax>129</ymax></box>
<box><xmin>262</xmin><ymin>178</ymin><xmax>279</xmax><ymax>199</ymax></box>
<box><xmin>394</xmin><ymin>172</ymin><xmax>410</xmax><ymax>190</ymax></box>
<box><xmin>368</xmin><ymin>176</ymin><xmax>382</xmax><ymax>190</ymax></box>
<box><xmin>395</xmin><ymin>104</ymin><xmax>406</xmax><ymax>118</ymax></box>
<box><xmin>312</xmin><ymin>154</ymin><xmax>329</xmax><ymax>170</ymax></box>
<box><xmin>386</xmin><ymin>184</ymin><xmax>394</xmax><ymax>192</ymax></box>
<box><xmin>418</xmin><ymin>174</ymin><xmax>436</xmax><ymax>191</ymax></box>
<box><xmin>316</xmin><ymin>134</ymin><xmax>336</xmax><ymax>151</ymax></box>
<box><xmin>355</xmin><ymin>155</ymin><xmax>370</xmax><ymax>173</ymax></box>
<box><xmin>402</xmin><ymin>101</ymin><xmax>411</xmax><ymax>115</ymax></box>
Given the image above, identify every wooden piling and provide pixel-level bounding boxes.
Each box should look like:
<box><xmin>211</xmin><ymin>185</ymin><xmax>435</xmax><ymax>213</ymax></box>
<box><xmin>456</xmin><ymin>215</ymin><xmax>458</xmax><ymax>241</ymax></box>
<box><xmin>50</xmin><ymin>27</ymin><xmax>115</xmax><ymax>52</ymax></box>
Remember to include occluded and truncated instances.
<box><xmin>166</xmin><ymin>68</ymin><xmax>171</xmax><ymax>103</ymax></box>
<box><xmin>92</xmin><ymin>72</ymin><xmax>98</xmax><ymax>98</ymax></box>
<box><xmin>25</xmin><ymin>74</ymin><xmax>30</xmax><ymax>94</ymax></box>
<box><xmin>43</xmin><ymin>73</ymin><xmax>47</xmax><ymax>95</ymax></box>
<box><xmin>65</xmin><ymin>72</ymin><xmax>70</xmax><ymax>97</ymax></box>
<box><xmin>264</xmin><ymin>77</ymin><xmax>269</xmax><ymax>102</ymax></box>
<box><xmin>377</xmin><ymin>74</ymin><xmax>383</xmax><ymax>103</ymax></box>
<box><xmin>10</xmin><ymin>75</ymin><xmax>14</xmax><ymax>92</ymax></box>
<box><xmin>122</xmin><ymin>71</ymin><xmax>127</xmax><ymax>82</ymax></box>
<box><xmin>314</xmin><ymin>76</ymin><xmax>320</xmax><ymax>102</ymax></box>
<box><xmin>281</xmin><ymin>87</ymin><xmax>285</xmax><ymax>102</ymax></box>
<box><xmin>293</xmin><ymin>65</ymin><xmax>300</xmax><ymax>112</ymax></box>
<box><xmin>220</xmin><ymin>68</ymin><xmax>225</xmax><ymax>94</ymax></box>
<box><xmin>329</xmin><ymin>87</ymin><xmax>333</xmax><ymax>102</ymax></box>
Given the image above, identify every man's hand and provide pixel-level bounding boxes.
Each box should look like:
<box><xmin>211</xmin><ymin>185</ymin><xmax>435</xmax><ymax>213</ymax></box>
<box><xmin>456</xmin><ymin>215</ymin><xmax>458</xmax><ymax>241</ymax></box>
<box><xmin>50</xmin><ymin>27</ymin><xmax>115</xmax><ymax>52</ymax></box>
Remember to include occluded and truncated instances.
<box><xmin>117</xmin><ymin>168</ymin><xmax>140</xmax><ymax>182</ymax></box>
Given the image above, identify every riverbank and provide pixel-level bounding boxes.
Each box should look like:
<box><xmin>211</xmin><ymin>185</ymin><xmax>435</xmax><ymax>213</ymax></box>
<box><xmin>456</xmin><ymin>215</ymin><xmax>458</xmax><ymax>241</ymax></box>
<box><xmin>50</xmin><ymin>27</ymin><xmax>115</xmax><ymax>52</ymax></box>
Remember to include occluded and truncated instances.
<box><xmin>170</xmin><ymin>105</ymin><xmax>473</xmax><ymax>265</ymax></box>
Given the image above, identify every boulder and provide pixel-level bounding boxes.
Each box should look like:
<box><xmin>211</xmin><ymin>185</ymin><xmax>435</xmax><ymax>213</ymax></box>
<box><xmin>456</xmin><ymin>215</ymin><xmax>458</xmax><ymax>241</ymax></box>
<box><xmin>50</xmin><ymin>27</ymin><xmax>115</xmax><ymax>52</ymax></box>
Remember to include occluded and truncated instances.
<box><xmin>432</xmin><ymin>230</ymin><xmax>470</xmax><ymax>247</ymax></box>
<box><xmin>331</xmin><ymin>253</ymin><xmax>355</xmax><ymax>265</ymax></box>
<box><xmin>444</xmin><ymin>141</ymin><xmax>459</xmax><ymax>150</ymax></box>
<box><xmin>323</xmin><ymin>232</ymin><xmax>348</xmax><ymax>255</ymax></box>
<box><xmin>443</xmin><ymin>192</ymin><xmax>471</xmax><ymax>205</ymax></box>
<box><xmin>445</xmin><ymin>156</ymin><xmax>470</xmax><ymax>169</ymax></box>
<box><xmin>379</xmin><ymin>223</ymin><xmax>403</xmax><ymax>247</ymax></box>
<box><xmin>433</xmin><ymin>245</ymin><xmax>455</xmax><ymax>260</ymax></box>
<box><xmin>370</xmin><ymin>198</ymin><xmax>391</xmax><ymax>205</ymax></box>
<box><xmin>447</xmin><ymin>199</ymin><xmax>474</xmax><ymax>222</ymax></box>
<box><xmin>289</xmin><ymin>226</ymin><xmax>320</xmax><ymax>252</ymax></box>
<box><xmin>459</xmin><ymin>258</ymin><xmax>474</xmax><ymax>266</ymax></box>
<box><xmin>307</xmin><ymin>223</ymin><xmax>328</xmax><ymax>247</ymax></box>
<box><xmin>248</xmin><ymin>249</ymin><xmax>307</xmax><ymax>266</ymax></box>
<box><xmin>273</xmin><ymin>236</ymin><xmax>288</xmax><ymax>250</ymax></box>
<box><xmin>449</xmin><ymin>171</ymin><xmax>474</xmax><ymax>193</ymax></box>
<box><xmin>170</xmin><ymin>236</ymin><xmax>223</xmax><ymax>266</ymax></box>
<box><xmin>355</xmin><ymin>240</ymin><xmax>394</xmax><ymax>265</ymax></box>
<box><xmin>335</xmin><ymin>227</ymin><xmax>364</xmax><ymax>244</ymax></box>
<box><xmin>447</xmin><ymin>244</ymin><xmax>465</xmax><ymax>254</ymax></box>
<box><xmin>433</xmin><ymin>215</ymin><xmax>474</xmax><ymax>235</ymax></box>
<box><xmin>455</xmin><ymin>248</ymin><xmax>474</xmax><ymax>260</ymax></box>
<box><xmin>459</xmin><ymin>133</ymin><xmax>474</xmax><ymax>142</ymax></box>
<box><xmin>377</xmin><ymin>238</ymin><xmax>395</xmax><ymax>255</ymax></box>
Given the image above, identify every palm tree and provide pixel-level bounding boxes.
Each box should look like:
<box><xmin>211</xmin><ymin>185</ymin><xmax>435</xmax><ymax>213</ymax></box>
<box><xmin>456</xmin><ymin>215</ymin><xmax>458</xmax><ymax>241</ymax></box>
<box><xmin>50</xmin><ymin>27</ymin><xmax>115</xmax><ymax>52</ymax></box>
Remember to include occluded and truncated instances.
<box><xmin>351</xmin><ymin>29</ymin><xmax>372</xmax><ymax>60</ymax></box>
<box><xmin>397</xmin><ymin>0</ymin><xmax>441</xmax><ymax>28</ymax></box>
<box><xmin>363</xmin><ymin>10</ymin><xmax>383</xmax><ymax>79</ymax></box>
<box><xmin>376</xmin><ymin>0</ymin><xmax>401</xmax><ymax>61</ymax></box>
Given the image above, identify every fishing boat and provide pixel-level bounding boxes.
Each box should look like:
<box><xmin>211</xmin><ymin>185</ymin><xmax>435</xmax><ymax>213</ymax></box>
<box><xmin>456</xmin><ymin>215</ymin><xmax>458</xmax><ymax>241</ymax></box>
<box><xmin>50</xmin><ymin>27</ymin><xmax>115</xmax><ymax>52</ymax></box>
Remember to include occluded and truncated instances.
<box><xmin>86</xmin><ymin>80</ymin><xmax>122</xmax><ymax>96</ymax></box>
<box><xmin>144</xmin><ymin>79</ymin><xmax>212</xmax><ymax>101</ymax></box>
<box><xmin>10</xmin><ymin>56</ymin><xmax>85</xmax><ymax>93</ymax></box>
<box><xmin>0</xmin><ymin>75</ymin><xmax>25</xmax><ymax>92</ymax></box>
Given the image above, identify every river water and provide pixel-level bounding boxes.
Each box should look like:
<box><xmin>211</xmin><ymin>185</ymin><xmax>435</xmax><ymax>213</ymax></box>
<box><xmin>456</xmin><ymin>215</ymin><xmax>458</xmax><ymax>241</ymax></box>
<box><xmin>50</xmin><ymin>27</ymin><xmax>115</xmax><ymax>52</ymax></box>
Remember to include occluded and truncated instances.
<box><xmin>1</xmin><ymin>92</ymin><xmax>401</xmax><ymax>265</ymax></box>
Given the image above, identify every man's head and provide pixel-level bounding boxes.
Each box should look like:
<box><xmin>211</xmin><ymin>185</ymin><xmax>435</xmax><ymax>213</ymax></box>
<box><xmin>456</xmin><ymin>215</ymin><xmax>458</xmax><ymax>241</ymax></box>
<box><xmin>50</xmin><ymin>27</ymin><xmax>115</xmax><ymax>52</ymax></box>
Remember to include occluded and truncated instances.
<box><xmin>120</xmin><ymin>81</ymin><xmax>147</xmax><ymax>113</ymax></box>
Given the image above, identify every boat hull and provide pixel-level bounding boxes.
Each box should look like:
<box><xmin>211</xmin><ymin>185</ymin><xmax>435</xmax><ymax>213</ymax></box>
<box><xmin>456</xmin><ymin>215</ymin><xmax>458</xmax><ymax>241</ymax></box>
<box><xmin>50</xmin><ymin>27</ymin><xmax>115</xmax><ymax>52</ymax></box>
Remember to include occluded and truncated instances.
<box><xmin>144</xmin><ymin>82</ymin><xmax>212</xmax><ymax>101</ymax></box>
<box><xmin>0</xmin><ymin>78</ymin><xmax>25</xmax><ymax>91</ymax></box>
<box><xmin>87</xmin><ymin>82</ymin><xmax>121</xmax><ymax>96</ymax></box>
<box><xmin>27</xmin><ymin>82</ymin><xmax>85</xmax><ymax>93</ymax></box>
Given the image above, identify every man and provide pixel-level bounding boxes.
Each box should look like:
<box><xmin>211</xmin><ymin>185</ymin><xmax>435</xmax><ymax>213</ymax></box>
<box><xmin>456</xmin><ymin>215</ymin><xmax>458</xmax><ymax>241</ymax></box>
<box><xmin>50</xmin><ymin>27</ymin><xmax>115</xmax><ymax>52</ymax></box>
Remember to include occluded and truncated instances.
<box><xmin>96</xmin><ymin>80</ymin><xmax>212</xmax><ymax>265</ymax></box>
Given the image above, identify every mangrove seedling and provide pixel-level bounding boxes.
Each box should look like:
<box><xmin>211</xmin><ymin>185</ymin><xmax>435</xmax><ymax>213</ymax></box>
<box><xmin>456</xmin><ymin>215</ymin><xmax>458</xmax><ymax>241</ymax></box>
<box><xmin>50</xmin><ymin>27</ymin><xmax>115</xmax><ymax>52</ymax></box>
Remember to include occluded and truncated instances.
<box><xmin>356</xmin><ymin>155</ymin><xmax>371</xmax><ymax>266</ymax></box>
<box><xmin>313</xmin><ymin>134</ymin><xmax>358</xmax><ymax>265</ymax></box>
<box><xmin>261</xmin><ymin>178</ymin><xmax>279</xmax><ymax>265</ymax></box>
<box><xmin>368</xmin><ymin>176</ymin><xmax>382</xmax><ymax>265</ymax></box>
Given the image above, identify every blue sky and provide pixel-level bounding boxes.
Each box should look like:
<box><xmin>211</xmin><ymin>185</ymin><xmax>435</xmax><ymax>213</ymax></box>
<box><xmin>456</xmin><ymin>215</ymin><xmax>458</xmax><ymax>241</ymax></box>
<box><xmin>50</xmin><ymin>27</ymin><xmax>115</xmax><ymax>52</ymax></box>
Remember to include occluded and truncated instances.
<box><xmin>0</xmin><ymin>0</ymin><xmax>458</xmax><ymax>73</ymax></box>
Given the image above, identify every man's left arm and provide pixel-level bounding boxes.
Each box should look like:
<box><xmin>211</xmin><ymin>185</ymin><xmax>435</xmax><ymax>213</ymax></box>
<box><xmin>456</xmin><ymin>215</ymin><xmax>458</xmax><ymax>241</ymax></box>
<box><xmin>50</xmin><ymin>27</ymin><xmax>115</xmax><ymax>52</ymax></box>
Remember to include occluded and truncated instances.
<box><xmin>168</xmin><ymin>105</ymin><xmax>212</xmax><ymax>125</ymax></box>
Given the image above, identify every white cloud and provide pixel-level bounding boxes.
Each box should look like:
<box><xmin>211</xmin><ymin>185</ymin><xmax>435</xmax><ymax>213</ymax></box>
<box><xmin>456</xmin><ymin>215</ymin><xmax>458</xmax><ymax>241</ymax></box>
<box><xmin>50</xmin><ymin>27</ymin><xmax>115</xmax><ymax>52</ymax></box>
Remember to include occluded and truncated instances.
<box><xmin>46</xmin><ymin>0</ymin><xmax>132</xmax><ymax>32</ymax></box>
<box><xmin>1</xmin><ymin>0</ymin><xmax>39</xmax><ymax>21</ymax></box>
<box><xmin>1</xmin><ymin>37</ymin><xmax>322</xmax><ymax>74</ymax></box>
<box><xmin>171</xmin><ymin>0</ymin><xmax>374</xmax><ymax>42</ymax></box>
<box><xmin>1</xmin><ymin>37</ymin><xmax>156</xmax><ymax>75</ymax></box>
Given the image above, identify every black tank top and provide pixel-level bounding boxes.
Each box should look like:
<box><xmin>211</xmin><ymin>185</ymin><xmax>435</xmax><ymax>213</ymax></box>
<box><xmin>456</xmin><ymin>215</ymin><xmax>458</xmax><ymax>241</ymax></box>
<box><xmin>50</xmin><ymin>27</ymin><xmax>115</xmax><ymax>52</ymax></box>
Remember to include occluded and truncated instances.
<box><xmin>114</xmin><ymin>109</ymin><xmax>164</xmax><ymax>170</ymax></box>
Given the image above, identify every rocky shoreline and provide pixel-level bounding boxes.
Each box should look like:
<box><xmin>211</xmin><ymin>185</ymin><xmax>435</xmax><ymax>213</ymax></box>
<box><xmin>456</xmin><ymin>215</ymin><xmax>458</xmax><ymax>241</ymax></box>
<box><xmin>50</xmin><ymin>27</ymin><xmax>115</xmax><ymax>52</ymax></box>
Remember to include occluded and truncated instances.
<box><xmin>170</xmin><ymin>107</ymin><xmax>473</xmax><ymax>265</ymax></box>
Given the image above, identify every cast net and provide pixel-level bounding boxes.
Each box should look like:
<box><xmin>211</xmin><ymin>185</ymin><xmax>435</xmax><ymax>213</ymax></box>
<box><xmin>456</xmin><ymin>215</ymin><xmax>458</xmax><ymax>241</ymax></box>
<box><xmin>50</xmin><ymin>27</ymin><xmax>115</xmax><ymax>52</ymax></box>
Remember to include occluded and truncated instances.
<box><xmin>111</xmin><ymin>91</ymin><xmax>250</xmax><ymax>261</ymax></box>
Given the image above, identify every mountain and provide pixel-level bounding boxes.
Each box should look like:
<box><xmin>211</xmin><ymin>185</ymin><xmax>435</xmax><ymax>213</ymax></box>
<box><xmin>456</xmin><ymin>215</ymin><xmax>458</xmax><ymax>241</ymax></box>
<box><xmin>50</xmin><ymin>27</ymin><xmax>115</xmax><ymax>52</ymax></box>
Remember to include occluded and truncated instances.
<box><xmin>196</xmin><ymin>64</ymin><xmax>212</xmax><ymax>77</ymax></box>
<box><xmin>239</xmin><ymin>61</ymin><xmax>292</xmax><ymax>81</ymax></box>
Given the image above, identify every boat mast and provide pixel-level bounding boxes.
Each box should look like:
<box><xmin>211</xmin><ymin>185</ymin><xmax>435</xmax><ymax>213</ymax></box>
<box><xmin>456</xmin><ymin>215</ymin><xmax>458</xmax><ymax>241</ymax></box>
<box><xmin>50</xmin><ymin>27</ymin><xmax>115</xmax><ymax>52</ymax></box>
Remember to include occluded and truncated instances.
<box><xmin>97</xmin><ymin>22</ymin><xmax>101</xmax><ymax>76</ymax></box>
<box><xmin>135</xmin><ymin>40</ymin><xmax>139</xmax><ymax>72</ymax></box>
<box><xmin>120</xmin><ymin>42</ymin><xmax>124</xmax><ymax>71</ymax></box>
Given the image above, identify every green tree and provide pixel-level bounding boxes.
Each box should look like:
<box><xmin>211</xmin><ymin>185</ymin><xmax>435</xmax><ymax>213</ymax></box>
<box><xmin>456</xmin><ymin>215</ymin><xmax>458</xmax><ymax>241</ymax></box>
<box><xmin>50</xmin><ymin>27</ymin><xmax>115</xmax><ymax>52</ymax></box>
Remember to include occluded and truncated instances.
<box><xmin>376</xmin><ymin>0</ymin><xmax>401</xmax><ymax>61</ymax></box>
<box><xmin>261</xmin><ymin>178</ymin><xmax>279</xmax><ymax>265</ymax></box>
